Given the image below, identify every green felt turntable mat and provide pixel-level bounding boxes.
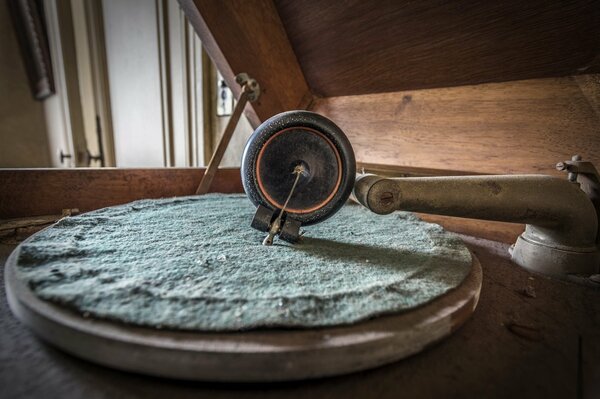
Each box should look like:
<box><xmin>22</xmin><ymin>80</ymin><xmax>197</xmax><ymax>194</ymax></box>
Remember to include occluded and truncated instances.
<box><xmin>13</xmin><ymin>194</ymin><xmax>472</xmax><ymax>331</ymax></box>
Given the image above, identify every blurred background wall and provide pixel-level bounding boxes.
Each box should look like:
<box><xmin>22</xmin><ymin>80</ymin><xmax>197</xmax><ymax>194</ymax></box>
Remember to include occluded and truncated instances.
<box><xmin>0</xmin><ymin>1</ymin><xmax>51</xmax><ymax>168</ymax></box>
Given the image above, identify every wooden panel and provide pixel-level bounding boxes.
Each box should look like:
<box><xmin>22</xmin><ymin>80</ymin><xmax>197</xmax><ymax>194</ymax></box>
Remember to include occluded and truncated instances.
<box><xmin>178</xmin><ymin>0</ymin><xmax>313</xmax><ymax>127</ymax></box>
<box><xmin>275</xmin><ymin>0</ymin><xmax>600</xmax><ymax>97</ymax></box>
<box><xmin>312</xmin><ymin>75</ymin><xmax>600</xmax><ymax>175</ymax></box>
<box><xmin>417</xmin><ymin>215</ymin><xmax>524</xmax><ymax>245</ymax></box>
<box><xmin>0</xmin><ymin>168</ymin><xmax>243</xmax><ymax>219</ymax></box>
<box><xmin>357</xmin><ymin>162</ymin><xmax>483</xmax><ymax>177</ymax></box>
<box><xmin>1</xmin><ymin>164</ymin><xmax>524</xmax><ymax>244</ymax></box>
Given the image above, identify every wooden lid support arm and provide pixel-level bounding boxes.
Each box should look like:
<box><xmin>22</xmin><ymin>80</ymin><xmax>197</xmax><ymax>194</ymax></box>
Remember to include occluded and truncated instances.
<box><xmin>195</xmin><ymin>74</ymin><xmax>260</xmax><ymax>195</ymax></box>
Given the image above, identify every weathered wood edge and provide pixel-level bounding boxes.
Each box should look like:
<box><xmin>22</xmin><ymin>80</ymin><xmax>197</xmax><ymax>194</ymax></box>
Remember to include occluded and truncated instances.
<box><xmin>0</xmin><ymin>168</ymin><xmax>243</xmax><ymax>219</ymax></box>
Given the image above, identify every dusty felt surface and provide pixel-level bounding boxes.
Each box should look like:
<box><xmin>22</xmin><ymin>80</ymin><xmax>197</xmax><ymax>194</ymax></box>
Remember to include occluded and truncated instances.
<box><xmin>13</xmin><ymin>194</ymin><xmax>471</xmax><ymax>331</ymax></box>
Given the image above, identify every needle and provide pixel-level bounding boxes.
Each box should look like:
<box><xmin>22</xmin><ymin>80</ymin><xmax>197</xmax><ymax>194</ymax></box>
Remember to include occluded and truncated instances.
<box><xmin>263</xmin><ymin>164</ymin><xmax>305</xmax><ymax>246</ymax></box>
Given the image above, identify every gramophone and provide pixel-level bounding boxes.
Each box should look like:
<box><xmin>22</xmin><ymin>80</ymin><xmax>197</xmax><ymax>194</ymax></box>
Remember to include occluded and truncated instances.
<box><xmin>242</xmin><ymin>111</ymin><xmax>600</xmax><ymax>281</ymax></box>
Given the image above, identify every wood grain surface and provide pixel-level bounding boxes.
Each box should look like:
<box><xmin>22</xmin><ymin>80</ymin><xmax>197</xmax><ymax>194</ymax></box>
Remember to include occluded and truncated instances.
<box><xmin>356</xmin><ymin>162</ymin><xmax>483</xmax><ymax>177</ymax></box>
<box><xmin>418</xmin><ymin>215</ymin><xmax>524</xmax><ymax>245</ymax></box>
<box><xmin>312</xmin><ymin>75</ymin><xmax>600</xmax><ymax>175</ymax></box>
<box><xmin>0</xmin><ymin>168</ymin><xmax>242</xmax><ymax>219</ymax></box>
<box><xmin>178</xmin><ymin>0</ymin><xmax>312</xmax><ymax>128</ymax></box>
<box><xmin>275</xmin><ymin>0</ymin><xmax>600</xmax><ymax>96</ymax></box>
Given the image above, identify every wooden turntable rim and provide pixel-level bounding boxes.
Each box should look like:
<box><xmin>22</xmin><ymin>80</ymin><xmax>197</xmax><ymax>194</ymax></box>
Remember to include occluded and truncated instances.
<box><xmin>5</xmin><ymin>246</ymin><xmax>482</xmax><ymax>382</ymax></box>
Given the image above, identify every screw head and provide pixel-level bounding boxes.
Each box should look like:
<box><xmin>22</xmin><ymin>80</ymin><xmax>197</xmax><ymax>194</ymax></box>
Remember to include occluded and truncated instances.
<box><xmin>379</xmin><ymin>192</ymin><xmax>395</xmax><ymax>206</ymax></box>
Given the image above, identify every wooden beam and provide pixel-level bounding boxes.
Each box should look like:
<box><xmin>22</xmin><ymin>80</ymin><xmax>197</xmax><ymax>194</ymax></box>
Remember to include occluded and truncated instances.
<box><xmin>0</xmin><ymin>168</ymin><xmax>243</xmax><ymax>219</ymax></box>
<box><xmin>178</xmin><ymin>0</ymin><xmax>312</xmax><ymax>128</ymax></box>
